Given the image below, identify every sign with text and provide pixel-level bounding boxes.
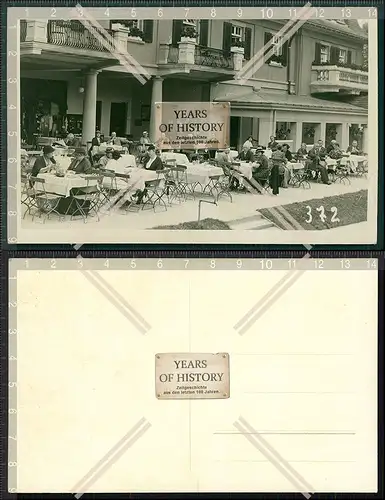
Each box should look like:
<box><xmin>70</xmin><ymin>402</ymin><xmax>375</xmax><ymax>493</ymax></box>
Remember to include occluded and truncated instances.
<box><xmin>155</xmin><ymin>352</ymin><xmax>230</xmax><ymax>400</ymax></box>
<box><xmin>154</xmin><ymin>102</ymin><xmax>230</xmax><ymax>150</ymax></box>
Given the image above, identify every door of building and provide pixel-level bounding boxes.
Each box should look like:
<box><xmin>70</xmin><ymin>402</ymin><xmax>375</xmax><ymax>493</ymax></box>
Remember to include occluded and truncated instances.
<box><xmin>229</xmin><ymin>116</ymin><xmax>240</xmax><ymax>149</ymax></box>
<box><xmin>109</xmin><ymin>102</ymin><xmax>127</xmax><ymax>137</ymax></box>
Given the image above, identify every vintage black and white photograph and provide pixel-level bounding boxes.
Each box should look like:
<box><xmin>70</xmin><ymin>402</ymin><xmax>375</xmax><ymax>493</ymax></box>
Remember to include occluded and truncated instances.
<box><xmin>11</xmin><ymin>8</ymin><xmax>378</xmax><ymax>244</ymax></box>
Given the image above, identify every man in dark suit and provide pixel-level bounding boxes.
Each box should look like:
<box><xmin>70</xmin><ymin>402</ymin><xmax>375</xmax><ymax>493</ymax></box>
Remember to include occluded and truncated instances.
<box><xmin>31</xmin><ymin>145</ymin><xmax>56</xmax><ymax>177</ymax></box>
<box><xmin>308</xmin><ymin>140</ymin><xmax>331</xmax><ymax>184</ymax></box>
<box><xmin>65</xmin><ymin>133</ymin><xmax>81</xmax><ymax>148</ymax></box>
<box><xmin>143</xmin><ymin>145</ymin><xmax>163</xmax><ymax>171</ymax></box>
<box><xmin>68</xmin><ymin>147</ymin><xmax>93</xmax><ymax>174</ymax></box>
<box><xmin>252</xmin><ymin>147</ymin><xmax>270</xmax><ymax>185</ymax></box>
<box><xmin>238</xmin><ymin>145</ymin><xmax>255</xmax><ymax>162</ymax></box>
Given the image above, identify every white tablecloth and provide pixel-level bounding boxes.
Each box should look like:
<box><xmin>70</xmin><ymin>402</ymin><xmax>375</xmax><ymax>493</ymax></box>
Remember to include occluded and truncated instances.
<box><xmin>103</xmin><ymin>167</ymin><xmax>163</xmax><ymax>192</ymax></box>
<box><xmin>287</xmin><ymin>162</ymin><xmax>305</xmax><ymax>175</ymax></box>
<box><xmin>38</xmin><ymin>173</ymin><xmax>98</xmax><ymax>197</ymax></box>
<box><xmin>161</xmin><ymin>152</ymin><xmax>189</xmax><ymax>165</ymax></box>
<box><xmin>186</xmin><ymin>164</ymin><xmax>224</xmax><ymax>186</ymax></box>
<box><xmin>97</xmin><ymin>144</ymin><xmax>124</xmax><ymax>154</ymax></box>
<box><xmin>104</xmin><ymin>155</ymin><xmax>136</xmax><ymax>173</ymax></box>
<box><xmin>340</xmin><ymin>155</ymin><xmax>366</xmax><ymax>171</ymax></box>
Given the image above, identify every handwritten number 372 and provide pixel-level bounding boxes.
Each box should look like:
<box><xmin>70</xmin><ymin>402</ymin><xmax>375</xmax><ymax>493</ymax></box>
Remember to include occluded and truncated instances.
<box><xmin>305</xmin><ymin>206</ymin><xmax>340</xmax><ymax>224</ymax></box>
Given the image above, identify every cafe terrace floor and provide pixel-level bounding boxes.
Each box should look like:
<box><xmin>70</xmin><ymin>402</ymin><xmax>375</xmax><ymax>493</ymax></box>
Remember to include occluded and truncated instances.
<box><xmin>20</xmin><ymin>175</ymin><xmax>370</xmax><ymax>236</ymax></box>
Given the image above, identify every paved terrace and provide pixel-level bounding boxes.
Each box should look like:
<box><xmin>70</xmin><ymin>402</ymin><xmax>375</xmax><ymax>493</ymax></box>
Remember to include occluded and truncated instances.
<box><xmin>21</xmin><ymin>176</ymin><xmax>369</xmax><ymax>233</ymax></box>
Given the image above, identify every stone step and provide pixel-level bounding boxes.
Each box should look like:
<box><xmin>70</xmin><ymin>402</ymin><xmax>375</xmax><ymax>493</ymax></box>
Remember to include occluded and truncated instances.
<box><xmin>228</xmin><ymin>212</ymin><xmax>281</xmax><ymax>231</ymax></box>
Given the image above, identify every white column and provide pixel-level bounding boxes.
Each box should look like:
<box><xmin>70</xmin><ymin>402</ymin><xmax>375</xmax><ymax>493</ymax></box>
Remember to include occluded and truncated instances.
<box><xmin>293</xmin><ymin>122</ymin><xmax>303</xmax><ymax>151</ymax></box>
<box><xmin>314</xmin><ymin>122</ymin><xmax>326</xmax><ymax>143</ymax></box>
<box><xmin>258</xmin><ymin>118</ymin><xmax>272</xmax><ymax>147</ymax></box>
<box><xmin>341</xmin><ymin>123</ymin><xmax>350</xmax><ymax>151</ymax></box>
<box><xmin>149</xmin><ymin>76</ymin><xmax>163</xmax><ymax>144</ymax></box>
<box><xmin>82</xmin><ymin>69</ymin><xmax>100</xmax><ymax>146</ymax></box>
<box><xmin>25</xmin><ymin>20</ymin><xmax>48</xmax><ymax>43</ymax></box>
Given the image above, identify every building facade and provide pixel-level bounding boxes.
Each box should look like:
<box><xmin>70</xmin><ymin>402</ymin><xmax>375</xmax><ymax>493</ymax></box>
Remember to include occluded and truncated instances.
<box><xmin>20</xmin><ymin>17</ymin><xmax>369</xmax><ymax>151</ymax></box>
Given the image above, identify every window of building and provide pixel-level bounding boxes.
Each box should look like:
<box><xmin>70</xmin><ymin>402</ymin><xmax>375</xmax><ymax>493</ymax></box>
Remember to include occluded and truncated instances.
<box><xmin>130</xmin><ymin>19</ymin><xmax>144</xmax><ymax>31</ymax></box>
<box><xmin>271</xmin><ymin>34</ymin><xmax>283</xmax><ymax>56</ymax></box>
<box><xmin>320</xmin><ymin>44</ymin><xmax>330</xmax><ymax>63</ymax></box>
<box><xmin>339</xmin><ymin>48</ymin><xmax>348</xmax><ymax>64</ymax></box>
<box><xmin>231</xmin><ymin>24</ymin><xmax>244</xmax><ymax>45</ymax></box>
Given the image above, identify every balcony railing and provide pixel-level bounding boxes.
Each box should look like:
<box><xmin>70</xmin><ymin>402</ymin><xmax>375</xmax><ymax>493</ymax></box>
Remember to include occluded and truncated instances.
<box><xmin>311</xmin><ymin>64</ymin><xmax>368</xmax><ymax>94</ymax></box>
<box><xmin>47</xmin><ymin>20</ymin><xmax>110</xmax><ymax>51</ymax></box>
<box><xmin>194</xmin><ymin>46</ymin><xmax>233</xmax><ymax>70</ymax></box>
<box><xmin>20</xmin><ymin>20</ymin><xmax>27</xmax><ymax>42</ymax></box>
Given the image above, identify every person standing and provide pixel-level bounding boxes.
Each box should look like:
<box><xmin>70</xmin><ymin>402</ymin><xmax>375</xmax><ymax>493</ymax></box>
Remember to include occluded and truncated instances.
<box><xmin>270</xmin><ymin>145</ymin><xmax>286</xmax><ymax>195</ymax></box>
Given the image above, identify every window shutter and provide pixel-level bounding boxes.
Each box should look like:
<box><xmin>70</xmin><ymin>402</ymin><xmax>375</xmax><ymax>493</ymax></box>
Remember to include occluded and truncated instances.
<box><xmin>142</xmin><ymin>20</ymin><xmax>153</xmax><ymax>43</ymax></box>
<box><xmin>281</xmin><ymin>41</ymin><xmax>288</xmax><ymax>67</ymax></box>
<box><xmin>264</xmin><ymin>32</ymin><xmax>273</xmax><ymax>63</ymax></box>
<box><xmin>222</xmin><ymin>22</ymin><xmax>232</xmax><ymax>54</ymax></box>
<box><xmin>244</xmin><ymin>27</ymin><xmax>252</xmax><ymax>60</ymax></box>
<box><xmin>172</xmin><ymin>20</ymin><xmax>183</xmax><ymax>47</ymax></box>
<box><xmin>314</xmin><ymin>42</ymin><xmax>321</xmax><ymax>64</ymax></box>
<box><xmin>347</xmin><ymin>50</ymin><xmax>352</xmax><ymax>64</ymax></box>
<box><xmin>199</xmin><ymin>20</ymin><xmax>209</xmax><ymax>47</ymax></box>
<box><xmin>330</xmin><ymin>46</ymin><xmax>339</xmax><ymax>64</ymax></box>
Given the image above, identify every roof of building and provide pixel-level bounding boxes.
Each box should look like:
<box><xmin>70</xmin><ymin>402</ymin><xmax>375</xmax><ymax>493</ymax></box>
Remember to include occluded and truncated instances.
<box><xmin>306</xmin><ymin>19</ymin><xmax>368</xmax><ymax>40</ymax></box>
<box><xmin>214</xmin><ymin>91</ymin><xmax>368</xmax><ymax>114</ymax></box>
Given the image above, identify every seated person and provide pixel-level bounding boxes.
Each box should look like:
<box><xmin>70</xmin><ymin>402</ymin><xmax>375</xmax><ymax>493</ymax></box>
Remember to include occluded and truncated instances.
<box><xmin>31</xmin><ymin>146</ymin><xmax>56</xmax><ymax>177</ymax></box>
<box><xmin>347</xmin><ymin>140</ymin><xmax>363</xmax><ymax>155</ymax></box>
<box><xmin>21</xmin><ymin>150</ymin><xmax>32</xmax><ymax>175</ymax></box>
<box><xmin>267</xmin><ymin>136</ymin><xmax>279</xmax><ymax>151</ymax></box>
<box><xmin>282</xmin><ymin>144</ymin><xmax>293</xmax><ymax>162</ymax></box>
<box><xmin>238</xmin><ymin>144</ymin><xmax>255</xmax><ymax>162</ymax></box>
<box><xmin>328</xmin><ymin>142</ymin><xmax>343</xmax><ymax>160</ymax></box>
<box><xmin>296</xmin><ymin>142</ymin><xmax>308</xmax><ymax>159</ymax></box>
<box><xmin>326</xmin><ymin>139</ymin><xmax>337</xmax><ymax>154</ymax></box>
<box><xmin>191</xmin><ymin>154</ymin><xmax>200</xmax><ymax>165</ymax></box>
<box><xmin>65</xmin><ymin>133</ymin><xmax>81</xmax><ymax>148</ymax></box>
<box><xmin>307</xmin><ymin>140</ymin><xmax>331</xmax><ymax>185</ymax></box>
<box><xmin>143</xmin><ymin>145</ymin><xmax>162</xmax><ymax>171</ymax></box>
<box><xmin>107</xmin><ymin>131</ymin><xmax>121</xmax><ymax>146</ymax></box>
<box><xmin>67</xmin><ymin>147</ymin><xmax>93</xmax><ymax>174</ymax></box>
<box><xmin>252</xmin><ymin>147</ymin><xmax>270</xmax><ymax>186</ymax></box>
<box><xmin>98</xmin><ymin>147</ymin><xmax>114</xmax><ymax>168</ymax></box>
<box><xmin>216</xmin><ymin>146</ymin><xmax>232</xmax><ymax>172</ymax></box>
<box><xmin>242</xmin><ymin>136</ymin><xmax>254</xmax><ymax>149</ymax></box>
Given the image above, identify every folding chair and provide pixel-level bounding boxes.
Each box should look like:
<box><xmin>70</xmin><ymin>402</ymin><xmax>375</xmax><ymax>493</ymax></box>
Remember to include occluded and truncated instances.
<box><xmin>29</xmin><ymin>177</ymin><xmax>65</xmax><ymax>223</ymax></box>
<box><xmin>168</xmin><ymin>165</ymin><xmax>191</xmax><ymax>203</ymax></box>
<box><xmin>68</xmin><ymin>176</ymin><xmax>102</xmax><ymax>223</ymax></box>
<box><xmin>99</xmin><ymin>169</ymin><xmax>117</xmax><ymax>207</ymax></box>
<box><xmin>141</xmin><ymin>172</ymin><xmax>168</xmax><ymax>212</ymax></box>
<box><xmin>21</xmin><ymin>174</ymin><xmax>38</xmax><ymax>218</ymax></box>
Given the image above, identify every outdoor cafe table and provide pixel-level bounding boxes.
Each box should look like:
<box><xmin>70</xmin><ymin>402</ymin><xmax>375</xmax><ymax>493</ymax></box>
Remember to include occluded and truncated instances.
<box><xmin>36</xmin><ymin>172</ymin><xmax>99</xmax><ymax>215</ymax></box>
<box><xmin>161</xmin><ymin>152</ymin><xmax>189</xmax><ymax>165</ymax></box>
<box><xmin>185</xmin><ymin>164</ymin><xmax>224</xmax><ymax>187</ymax></box>
<box><xmin>103</xmin><ymin>166</ymin><xmax>164</xmax><ymax>192</ymax></box>
<box><xmin>339</xmin><ymin>154</ymin><xmax>366</xmax><ymax>171</ymax></box>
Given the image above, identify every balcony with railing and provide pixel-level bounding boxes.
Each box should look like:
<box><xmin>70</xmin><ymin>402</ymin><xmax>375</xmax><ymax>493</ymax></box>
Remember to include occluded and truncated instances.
<box><xmin>47</xmin><ymin>20</ymin><xmax>111</xmax><ymax>51</ymax></box>
<box><xmin>310</xmin><ymin>63</ymin><xmax>368</xmax><ymax>95</ymax></box>
<box><xmin>194</xmin><ymin>46</ymin><xmax>234</xmax><ymax>70</ymax></box>
<box><xmin>20</xmin><ymin>20</ymin><xmax>113</xmax><ymax>52</ymax></box>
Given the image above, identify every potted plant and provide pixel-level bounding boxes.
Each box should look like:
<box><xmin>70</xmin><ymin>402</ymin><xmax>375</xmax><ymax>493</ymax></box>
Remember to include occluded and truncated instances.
<box><xmin>269</xmin><ymin>54</ymin><xmax>286</xmax><ymax>67</ymax></box>
<box><xmin>180</xmin><ymin>25</ymin><xmax>198</xmax><ymax>41</ymax></box>
<box><xmin>230</xmin><ymin>39</ymin><xmax>245</xmax><ymax>53</ymax></box>
<box><xmin>128</xmin><ymin>26</ymin><xmax>144</xmax><ymax>40</ymax></box>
